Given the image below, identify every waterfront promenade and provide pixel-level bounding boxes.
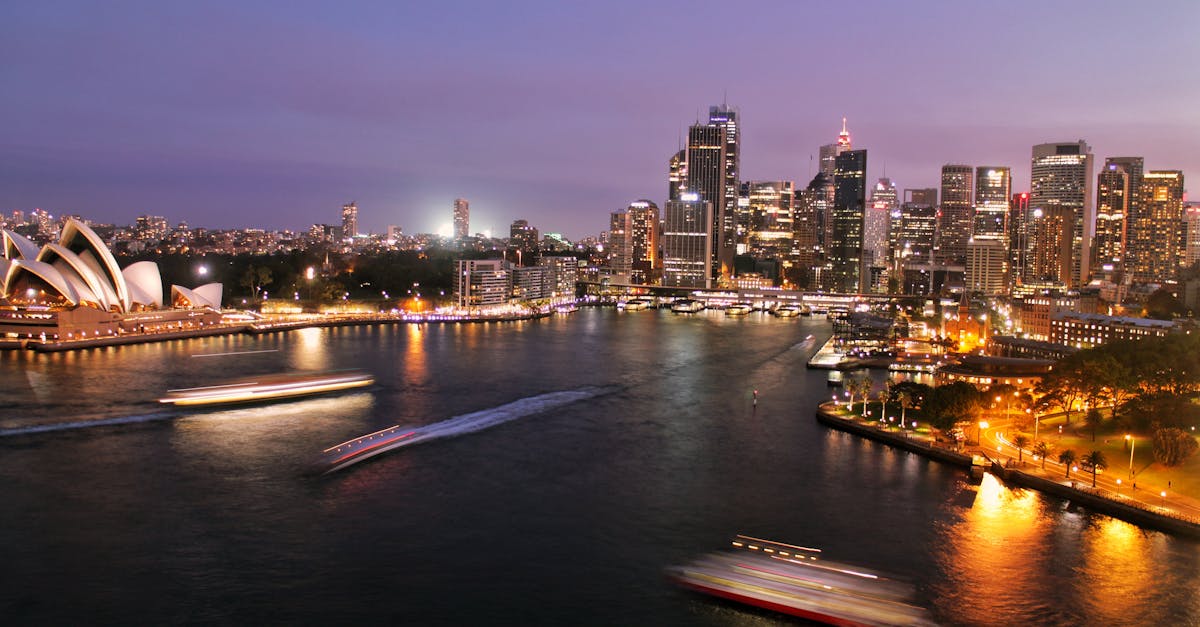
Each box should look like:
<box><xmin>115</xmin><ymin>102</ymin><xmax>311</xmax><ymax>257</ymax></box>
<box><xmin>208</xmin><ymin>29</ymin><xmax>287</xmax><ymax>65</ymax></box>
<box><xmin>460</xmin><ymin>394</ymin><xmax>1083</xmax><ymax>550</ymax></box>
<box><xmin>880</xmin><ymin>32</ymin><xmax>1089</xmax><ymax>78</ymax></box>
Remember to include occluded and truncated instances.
<box><xmin>816</xmin><ymin>401</ymin><xmax>1200</xmax><ymax>539</ymax></box>
<box><xmin>0</xmin><ymin>309</ymin><xmax>555</xmax><ymax>352</ymax></box>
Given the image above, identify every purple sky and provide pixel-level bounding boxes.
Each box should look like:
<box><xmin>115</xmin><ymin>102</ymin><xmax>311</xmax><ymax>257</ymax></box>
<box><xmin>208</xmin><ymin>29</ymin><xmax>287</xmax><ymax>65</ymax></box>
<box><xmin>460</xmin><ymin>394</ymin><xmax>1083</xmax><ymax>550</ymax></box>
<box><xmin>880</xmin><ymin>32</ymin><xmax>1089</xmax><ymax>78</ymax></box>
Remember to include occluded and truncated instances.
<box><xmin>3</xmin><ymin>1</ymin><xmax>1198</xmax><ymax>240</ymax></box>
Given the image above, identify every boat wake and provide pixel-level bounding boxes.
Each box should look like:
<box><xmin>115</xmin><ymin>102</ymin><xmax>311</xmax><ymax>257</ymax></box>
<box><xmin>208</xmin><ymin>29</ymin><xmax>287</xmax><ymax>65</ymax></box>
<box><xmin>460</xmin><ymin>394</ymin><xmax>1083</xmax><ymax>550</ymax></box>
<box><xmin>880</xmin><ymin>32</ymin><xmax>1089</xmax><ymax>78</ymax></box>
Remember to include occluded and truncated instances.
<box><xmin>318</xmin><ymin>386</ymin><xmax>610</xmax><ymax>474</ymax></box>
<box><xmin>0</xmin><ymin>410</ymin><xmax>179</xmax><ymax>437</ymax></box>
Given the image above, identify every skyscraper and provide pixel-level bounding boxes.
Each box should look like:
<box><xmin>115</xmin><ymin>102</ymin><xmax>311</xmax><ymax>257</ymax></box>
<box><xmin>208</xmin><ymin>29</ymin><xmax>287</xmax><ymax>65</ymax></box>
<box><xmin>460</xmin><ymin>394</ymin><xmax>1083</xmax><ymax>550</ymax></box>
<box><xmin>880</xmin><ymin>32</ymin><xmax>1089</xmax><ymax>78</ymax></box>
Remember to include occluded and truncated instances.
<box><xmin>1128</xmin><ymin>170</ymin><xmax>1185</xmax><ymax>283</ymax></box>
<box><xmin>1030</xmin><ymin>141</ymin><xmax>1094</xmax><ymax>288</ymax></box>
<box><xmin>830</xmin><ymin>149</ymin><xmax>867</xmax><ymax>293</ymax></box>
<box><xmin>741</xmin><ymin>181</ymin><xmax>795</xmax><ymax>261</ymax></box>
<box><xmin>1092</xmin><ymin>157</ymin><xmax>1142</xmax><ymax>279</ymax></box>
<box><xmin>341</xmin><ymin>202</ymin><xmax>358</xmax><ymax>240</ymax></box>
<box><xmin>607</xmin><ymin>211</ymin><xmax>632</xmax><ymax>281</ymax></box>
<box><xmin>453</xmin><ymin>198</ymin><xmax>470</xmax><ymax>239</ymax></box>
<box><xmin>973</xmin><ymin>167</ymin><xmax>1011</xmax><ymax>241</ymax></box>
<box><xmin>685</xmin><ymin>105</ymin><xmax>739</xmax><ymax>283</ymax></box>
<box><xmin>818</xmin><ymin>118</ymin><xmax>852</xmax><ymax>179</ymax></box>
<box><xmin>668</xmin><ymin>150</ymin><xmax>687</xmax><ymax>203</ymax></box>
<box><xmin>894</xmin><ymin>194</ymin><xmax>938</xmax><ymax>295</ymax></box>
<box><xmin>509</xmin><ymin>219</ymin><xmax>539</xmax><ymax>261</ymax></box>
<box><xmin>627</xmin><ymin>200</ymin><xmax>661</xmax><ymax>285</ymax></box>
<box><xmin>937</xmin><ymin>165</ymin><xmax>974</xmax><ymax>265</ymax></box>
<box><xmin>865</xmin><ymin>177</ymin><xmax>897</xmax><ymax>275</ymax></box>
<box><xmin>662</xmin><ymin>193</ymin><xmax>712</xmax><ymax>288</ymax></box>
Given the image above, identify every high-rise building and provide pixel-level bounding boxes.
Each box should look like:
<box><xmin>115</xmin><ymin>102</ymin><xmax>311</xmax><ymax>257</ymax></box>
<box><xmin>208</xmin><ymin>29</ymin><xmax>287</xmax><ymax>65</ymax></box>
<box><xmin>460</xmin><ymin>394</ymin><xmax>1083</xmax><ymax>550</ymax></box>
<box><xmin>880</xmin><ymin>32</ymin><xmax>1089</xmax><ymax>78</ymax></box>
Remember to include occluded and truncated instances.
<box><xmin>792</xmin><ymin>174</ymin><xmax>830</xmax><ymax>288</ymax></box>
<box><xmin>1091</xmin><ymin>158</ymin><xmax>1142</xmax><ymax>280</ymax></box>
<box><xmin>893</xmin><ymin>195</ymin><xmax>938</xmax><ymax>294</ymax></box>
<box><xmin>1030</xmin><ymin>141</ymin><xmax>1094</xmax><ymax>288</ymax></box>
<box><xmin>1185</xmin><ymin>204</ymin><xmax>1200</xmax><ymax>269</ymax></box>
<box><xmin>453</xmin><ymin>198</ymin><xmax>470</xmax><ymax>239</ymax></box>
<box><xmin>865</xmin><ymin>178</ymin><xmax>897</xmax><ymax>273</ymax></box>
<box><xmin>453</xmin><ymin>259</ymin><xmax>510</xmax><ymax>307</ymax></box>
<box><xmin>829</xmin><ymin>149</ymin><xmax>867</xmax><ymax>293</ymax></box>
<box><xmin>741</xmin><ymin>181</ymin><xmax>795</xmax><ymax>261</ymax></box>
<box><xmin>685</xmin><ymin>105</ymin><xmax>739</xmax><ymax>283</ymax></box>
<box><xmin>966</xmin><ymin>239</ymin><xmax>1008</xmax><ymax>294</ymax></box>
<box><xmin>341</xmin><ymin>202</ymin><xmax>358</xmax><ymax>240</ymax></box>
<box><xmin>662</xmin><ymin>193</ymin><xmax>712</xmax><ymax>288</ymax></box>
<box><xmin>818</xmin><ymin>117</ymin><xmax>853</xmax><ymax>179</ymax></box>
<box><xmin>1128</xmin><ymin>170</ymin><xmax>1185</xmax><ymax>283</ymax></box>
<box><xmin>1009</xmin><ymin>192</ymin><xmax>1030</xmax><ymax>287</ymax></box>
<box><xmin>607</xmin><ymin>211</ymin><xmax>632</xmax><ymax>281</ymax></box>
<box><xmin>668</xmin><ymin>149</ymin><xmax>687</xmax><ymax>203</ymax></box>
<box><xmin>973</xmin><ymin>167</ymin><xmax>1011</xmax><ymax>241</ymax></box>
<box><xmin>627</xmin><ymin>200</ymin><xmax>661</xmax><ymax>285</ymax></box>
<box><xmin>509</xmin><ymin>219</ymin><xmax>539</xmax><ymax>261</ymax></box>
<box><xmin>937</xmin><ymin>165</ymin><xmax>974</xmax><ymax>265</ymax></box>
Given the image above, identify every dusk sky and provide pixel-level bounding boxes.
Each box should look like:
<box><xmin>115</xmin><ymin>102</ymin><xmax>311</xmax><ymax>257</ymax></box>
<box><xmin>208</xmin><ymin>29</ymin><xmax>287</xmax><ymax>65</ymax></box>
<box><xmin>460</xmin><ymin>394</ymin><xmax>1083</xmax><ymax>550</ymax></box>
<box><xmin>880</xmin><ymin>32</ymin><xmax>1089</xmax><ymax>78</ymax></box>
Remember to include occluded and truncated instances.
<box><xmin>3</xmin><ymin>0</ymin><xmax>1198</xmax><ymax>240</ymax></box>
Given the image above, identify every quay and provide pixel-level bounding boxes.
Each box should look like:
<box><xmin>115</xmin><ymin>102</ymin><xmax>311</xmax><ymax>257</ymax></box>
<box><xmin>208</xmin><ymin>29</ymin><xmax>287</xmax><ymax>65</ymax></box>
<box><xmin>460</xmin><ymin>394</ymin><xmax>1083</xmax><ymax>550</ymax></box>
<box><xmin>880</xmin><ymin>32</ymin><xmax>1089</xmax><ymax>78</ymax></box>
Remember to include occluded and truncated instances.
<box><xmin>1</xmin><ymin>309</ymin><xmax>554</xmax><ymax>353</ymax></box>
<box><xmin>815</xmin><ymin>401</ymin><xmax>1200</xmax><ymax>540</ymax></box>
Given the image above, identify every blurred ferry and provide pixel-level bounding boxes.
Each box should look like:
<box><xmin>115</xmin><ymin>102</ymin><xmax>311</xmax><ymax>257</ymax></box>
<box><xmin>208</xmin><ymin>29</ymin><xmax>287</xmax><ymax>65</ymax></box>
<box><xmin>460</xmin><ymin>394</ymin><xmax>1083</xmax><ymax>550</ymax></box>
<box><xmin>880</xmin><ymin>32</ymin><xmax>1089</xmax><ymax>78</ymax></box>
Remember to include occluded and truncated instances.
<box><xmin>725</xmin><ymin>302</ymin><xmax>754</xmax><ymax>316</ymax></box>
<box><xmin>159</xmin><ymin>370</ymin><xmax>374</xmax><ymax>407</ymax></box>
<box><xmin>670</xmin><ymin>299</ymin><xmax>705</xmax><ymax>313</ymax></box>
<box><xmin>669</xmin><ymin>535</ymin><xmax>934</xmax><ymax>626</ymax></box>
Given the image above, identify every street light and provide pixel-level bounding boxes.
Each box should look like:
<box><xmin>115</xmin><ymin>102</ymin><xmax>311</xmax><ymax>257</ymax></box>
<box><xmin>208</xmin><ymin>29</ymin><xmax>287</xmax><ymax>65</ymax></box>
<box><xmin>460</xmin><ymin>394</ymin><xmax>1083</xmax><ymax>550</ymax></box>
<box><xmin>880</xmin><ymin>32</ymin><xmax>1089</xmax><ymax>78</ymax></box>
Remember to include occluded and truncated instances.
<box><xmin>1125</xmin><ymin>434</ymin><xmax>1135</xmax><ymax>479</ymax></box>
<box><xmin>977</xmin><ymin>420</ymin><xmax>989</xmax><ymax>446</ymax></box>
<box><xmin>1116</xmin><ymin>478</ymin><xmax>1122</xmax><ymax>495</ymax></box>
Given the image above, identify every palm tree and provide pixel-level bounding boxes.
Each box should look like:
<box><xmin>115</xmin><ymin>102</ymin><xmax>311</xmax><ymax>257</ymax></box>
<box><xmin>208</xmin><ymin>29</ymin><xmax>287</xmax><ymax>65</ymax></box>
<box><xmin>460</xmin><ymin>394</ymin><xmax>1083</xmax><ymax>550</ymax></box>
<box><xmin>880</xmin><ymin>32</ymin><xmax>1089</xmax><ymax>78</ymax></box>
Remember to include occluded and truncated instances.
<box><xmin>1058</xmin><ymin>449</ymin><xmax>1077</xmax><ymax>478</ymax></box>
<box><xmin>1081</xmin><ymin>450</ymin><xmax>1108</xmax><ymax>488</ymax></box>
<box><xmin>897</xmin><ymin>391</ymin><xmax>913</xmax><ymax>425</ymax></box>
<box><xmin>1033</xmin><ymin>441</ymin><xmax>1051</xmax><ymax>470</ymax></box>
<box><xmin>1012</xmin><ymin>434</ymin><xmax>1029</xmax><ymax>463</ymax></box>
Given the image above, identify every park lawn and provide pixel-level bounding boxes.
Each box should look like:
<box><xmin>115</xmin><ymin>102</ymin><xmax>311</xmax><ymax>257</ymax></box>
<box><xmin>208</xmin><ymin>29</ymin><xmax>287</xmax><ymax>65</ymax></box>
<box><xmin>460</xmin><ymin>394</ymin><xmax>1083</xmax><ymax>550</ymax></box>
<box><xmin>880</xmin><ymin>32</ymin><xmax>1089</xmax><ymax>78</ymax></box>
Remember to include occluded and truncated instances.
<box><xmin>1018</xmin><ymin>418</ymin><xmax>1200</xmax><ymax>500</ymax></box>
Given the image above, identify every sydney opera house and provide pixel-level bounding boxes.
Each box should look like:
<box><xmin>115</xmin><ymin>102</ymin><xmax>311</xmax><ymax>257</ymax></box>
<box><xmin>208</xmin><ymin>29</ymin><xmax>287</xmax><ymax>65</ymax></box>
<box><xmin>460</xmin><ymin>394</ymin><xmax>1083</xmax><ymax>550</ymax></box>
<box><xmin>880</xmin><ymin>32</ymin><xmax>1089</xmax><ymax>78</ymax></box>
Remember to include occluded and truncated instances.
<box><xmin>1</xmin><ymin>218</ymin><xmax>223</xmax><ymax>342</ymax></box>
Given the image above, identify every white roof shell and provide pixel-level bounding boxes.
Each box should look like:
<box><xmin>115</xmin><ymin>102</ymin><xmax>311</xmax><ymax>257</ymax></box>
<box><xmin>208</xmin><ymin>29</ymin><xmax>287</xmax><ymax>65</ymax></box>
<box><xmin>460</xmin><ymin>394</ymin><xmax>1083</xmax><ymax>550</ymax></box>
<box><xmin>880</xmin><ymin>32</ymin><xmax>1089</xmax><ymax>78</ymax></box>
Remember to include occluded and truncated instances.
<box><xmin>123</xmin><ymin>261</ymin><xmax>164</xmax><ymax>308</ymax></box>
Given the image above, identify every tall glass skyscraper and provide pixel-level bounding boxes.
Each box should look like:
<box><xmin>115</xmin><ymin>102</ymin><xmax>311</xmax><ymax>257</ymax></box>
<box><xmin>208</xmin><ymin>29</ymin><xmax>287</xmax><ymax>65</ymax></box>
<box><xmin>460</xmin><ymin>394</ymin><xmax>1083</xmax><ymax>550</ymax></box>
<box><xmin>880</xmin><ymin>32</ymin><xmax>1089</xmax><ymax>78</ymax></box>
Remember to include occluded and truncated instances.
<box><xmin>685</xmin><ymin>105</ymin><xmax>739</xmax><ymax>284</ymax></box>
<box><xmin>1029</xmin><ymin>141</ymin><xmax>1094</xmax><ymax>288</ymax></box>
<box><xmin>830</xmin><ymin>149</ymin><xmax>867</xmax><ymax>293</ymax></box>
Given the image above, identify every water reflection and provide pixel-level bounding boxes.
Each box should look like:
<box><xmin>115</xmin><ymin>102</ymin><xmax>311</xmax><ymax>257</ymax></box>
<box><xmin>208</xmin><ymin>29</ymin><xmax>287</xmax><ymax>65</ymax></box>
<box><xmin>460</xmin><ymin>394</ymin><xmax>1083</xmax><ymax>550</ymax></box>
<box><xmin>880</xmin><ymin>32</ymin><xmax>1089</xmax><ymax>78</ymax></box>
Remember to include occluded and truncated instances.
<box><xmin>289</xmin><ymin>327</ymin><xmax>328</xmax><ymax>371</ymax></box>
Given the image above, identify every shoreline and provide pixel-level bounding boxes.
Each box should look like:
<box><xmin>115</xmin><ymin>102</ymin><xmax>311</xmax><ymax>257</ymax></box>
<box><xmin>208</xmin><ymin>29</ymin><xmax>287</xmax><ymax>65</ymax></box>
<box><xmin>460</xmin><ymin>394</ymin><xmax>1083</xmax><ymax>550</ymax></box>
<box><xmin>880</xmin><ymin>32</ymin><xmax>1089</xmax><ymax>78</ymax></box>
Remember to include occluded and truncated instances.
<box><xmin>1</xmin><ymin>310</ymin><xmax>555</xmax><ymax>353</ymax></box>
<box><xmin>815</xmin><ymin>402</ymin><xmax>1200</xmax><ymax>540</ymax></box>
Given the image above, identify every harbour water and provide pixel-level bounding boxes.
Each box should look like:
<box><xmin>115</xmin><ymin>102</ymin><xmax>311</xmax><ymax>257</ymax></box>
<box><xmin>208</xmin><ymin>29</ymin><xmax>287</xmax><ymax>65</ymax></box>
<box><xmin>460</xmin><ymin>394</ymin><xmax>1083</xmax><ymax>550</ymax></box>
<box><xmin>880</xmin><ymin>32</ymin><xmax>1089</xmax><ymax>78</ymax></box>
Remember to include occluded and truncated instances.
<box><xmin>2</xmin><ymin>308</ymin><xmax>1198</xmax><ymax>625</ymax></box>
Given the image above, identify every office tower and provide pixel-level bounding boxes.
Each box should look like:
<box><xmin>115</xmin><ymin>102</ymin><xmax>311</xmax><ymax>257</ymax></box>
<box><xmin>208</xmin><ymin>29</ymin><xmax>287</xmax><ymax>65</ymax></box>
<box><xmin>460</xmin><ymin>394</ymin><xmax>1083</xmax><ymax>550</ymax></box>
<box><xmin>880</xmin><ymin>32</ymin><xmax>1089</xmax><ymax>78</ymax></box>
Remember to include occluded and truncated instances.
<box><xmin>1128</xmin><ymin>170</ymin><xmax>1185</xmax><ymax>283</ymax></box>
<box><xmin>893</xmin><ymin>196</ymin><xmax>938</xmax><ymax>294</ymax></box>
<box><xmin>793</xmin><ymin>174</ymin><xmax>830</xmax><ymax>287</ymax></box>
<box><xmin>1009</xmin><ymin>192</ymin><xmax>1030</xmax><ymax>286</ymax></box>
<box><xmin>685</xmin><ymin>105</ymin><xmax>739</xmax><ymax>283</ymax></box>
<box><xmin>905</xmin><ymin>188</ymin><xmax>938</xmax><ymax>206</ymax></box>
<box><xmin>454</xmin><ymin>259</ymin><xmax>510</xmax><ymax>307</ymax></box>
<box><xmin>1025</xmin><ymin>206</ymin><xmax>1071</xmax><ymax>285</ymax></box>
<box><xmin>1030</xmin><ymin>141</ymin><xmax>1094</xmax><ymax>288</ymax></box>
<box><xmin>741</xmin><ymin>181</ymin><xmax>795</xmax><ymax>260</ymax></box>
<box><xmin>1185</xmin><ymin>204</ymin><xmax>1200</xmax><ymax>269</ymax></box>
<box><xmin>966</xmin><ymin>240</ymin><xmax>1008</xmax><ymax>294</ymax></box>
<box><xmin>627</xmin><ymin>200</ymin><xmax>661</xmax><ymax>285</ymax></box>
<box><xmin>662</xmin><ymin>193</ymin><xmax>712</xmax><ymax>288</ymax></box>
<box><xmin>937</xmin><ymin>165</ymin><xmax>974</xmax><ymax>265</ymax></box>
<box><xmin>973</xmin><ymin>167</ymin><xmax>1011</xmax><ymax>241</ymax></box>
<box><xmin>668</xmin><ymin>149</ymin><xmax>687</xmax><ymax>202</ymax></box>
<box><xmin>509</xmin><ymin>219</ymin><xmax>539</xmax><ymax>261</ymax></box>
<box><xmin>453</xmin><ymin>198</ymin><xmax>470</xmax><ymax>239</ymax></box>
<box><xmin>866</xmin><ymin>178</ymin><xmax>897</xmax><ymax>271</ymax></box>
<box><xmin>608</xmin><ymin>211</ymin><xmax>632</xmax><ymax>281</ymax></box>
<box><xmin>829</xmin><ymin>149</ymin><xmax>867</xmax><ymax>292</ymax></box>
<box><xmin>819</xmin><ymin>117</ymin><xmax>852</xmax><ymax>179</ymax></box>
<box><xmin>341</xmin><ymin>202</ymin><xmax>358</xmax><ymax>239</ymax></box>
<box><xmin>386</xmin><ymin>225</ymin><xmax>402</xmax><ymax>242</ymax></box>
<box><xmin>1091</xmin><ymin>158</ymin><xmax>1141</xmax><ymax>279</ymax></box>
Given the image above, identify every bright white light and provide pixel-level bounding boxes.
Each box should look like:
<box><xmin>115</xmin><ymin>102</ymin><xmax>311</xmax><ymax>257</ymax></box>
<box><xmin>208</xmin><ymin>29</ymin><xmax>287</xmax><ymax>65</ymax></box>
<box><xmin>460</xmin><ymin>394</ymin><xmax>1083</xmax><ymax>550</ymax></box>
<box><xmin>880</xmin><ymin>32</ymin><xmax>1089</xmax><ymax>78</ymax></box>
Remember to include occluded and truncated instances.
<box><xmin>438</xmin><ymin>223</ymin><xmax>453</xmax><ymax>238</ymax></box>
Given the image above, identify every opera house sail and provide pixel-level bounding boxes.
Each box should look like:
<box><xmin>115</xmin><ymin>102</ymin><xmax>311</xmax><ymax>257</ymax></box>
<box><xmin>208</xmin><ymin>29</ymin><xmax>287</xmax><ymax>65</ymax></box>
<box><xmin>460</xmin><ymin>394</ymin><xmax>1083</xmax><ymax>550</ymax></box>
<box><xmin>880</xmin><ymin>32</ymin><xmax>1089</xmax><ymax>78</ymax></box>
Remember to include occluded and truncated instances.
<box><xmin>1</xmin><ymin>219</ymin><xmax>223</xmax><ymax>342</ymax></box>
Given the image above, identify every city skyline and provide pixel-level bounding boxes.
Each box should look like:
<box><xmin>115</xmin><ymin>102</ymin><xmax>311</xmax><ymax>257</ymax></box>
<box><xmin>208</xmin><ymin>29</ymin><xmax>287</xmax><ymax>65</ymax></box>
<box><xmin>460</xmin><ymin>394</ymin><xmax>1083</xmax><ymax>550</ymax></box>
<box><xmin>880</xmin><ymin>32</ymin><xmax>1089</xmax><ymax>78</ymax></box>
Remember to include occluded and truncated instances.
<box><xmin>3</xmin><ymin>1</ymin><xmax>1198</xmax><ymax>240</ymax></box>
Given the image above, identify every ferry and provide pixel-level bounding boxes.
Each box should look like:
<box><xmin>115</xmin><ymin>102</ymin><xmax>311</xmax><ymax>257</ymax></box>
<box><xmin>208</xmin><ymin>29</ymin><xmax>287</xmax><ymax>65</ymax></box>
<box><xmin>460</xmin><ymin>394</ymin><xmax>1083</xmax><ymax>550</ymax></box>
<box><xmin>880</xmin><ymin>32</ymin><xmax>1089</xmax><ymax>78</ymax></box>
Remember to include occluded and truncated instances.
<box><xmin>771</xmin><ymin>304</ymin><xmax>801</xmax><ymax>317</ymax></box>
<box><xmin>725</xmin><ymin>302</ymin><xmax>754</xmax><ymax>316</ymax></box>
<box><xmin>315</xmin><ymin>423</ymin><xmax>418</xmax><ymax>474</ymax></box>
<box><xmin>669</xmin><ymin>536</ymin><xmax>934</xmax><ymax>626</ymax></box>
<box><xmin>670</xmin><ymin>299</ymin><xmax>705</xmax><ymax>314</ymax></box>
<box><xmin>620</xmin><ymin>298</ymin><xmax>652</xmax><ymax>312</ymax></box>
<box><xmin>159</xmin><ymin>370</ymin><xmax>374</xmax><ymax>407</ymax></box>
<box><xmin>555</xmin><ymin>303</ymin><xmax>579</xmax><ymax>314</ymax></box>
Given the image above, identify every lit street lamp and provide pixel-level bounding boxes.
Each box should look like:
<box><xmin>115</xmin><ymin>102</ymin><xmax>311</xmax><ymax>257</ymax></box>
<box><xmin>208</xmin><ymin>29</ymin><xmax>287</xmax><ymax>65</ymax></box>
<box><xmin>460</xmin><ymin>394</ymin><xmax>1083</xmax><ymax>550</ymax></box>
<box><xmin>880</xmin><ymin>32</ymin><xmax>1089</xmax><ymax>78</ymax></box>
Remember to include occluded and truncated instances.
<box><xmin>977</xmin><ymin>420</ymin><xmax>989</xmax><ymax>446</ymax></box>
<box><xmin>1125</xmin><ymin>434</ymin><xmax>1135</xmax><ymax>479</ymax></box>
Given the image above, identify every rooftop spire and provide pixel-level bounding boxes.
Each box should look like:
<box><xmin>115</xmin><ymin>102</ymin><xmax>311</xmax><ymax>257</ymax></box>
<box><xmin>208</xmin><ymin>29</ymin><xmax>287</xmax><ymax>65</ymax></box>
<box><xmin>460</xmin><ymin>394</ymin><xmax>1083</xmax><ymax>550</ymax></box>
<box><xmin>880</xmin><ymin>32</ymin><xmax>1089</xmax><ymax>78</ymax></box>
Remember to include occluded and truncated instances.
<box><xmin>837</xmin><ymin>117</ymin><xmax>851</xmax><ymax>149</ymax></box>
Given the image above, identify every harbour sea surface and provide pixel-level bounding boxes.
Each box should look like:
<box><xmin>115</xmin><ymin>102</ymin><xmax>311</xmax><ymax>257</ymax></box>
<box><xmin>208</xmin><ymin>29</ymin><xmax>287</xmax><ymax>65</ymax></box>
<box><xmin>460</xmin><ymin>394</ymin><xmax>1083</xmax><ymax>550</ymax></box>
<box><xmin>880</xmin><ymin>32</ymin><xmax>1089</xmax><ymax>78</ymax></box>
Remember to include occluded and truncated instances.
<box><xmin>2</xmin><ymin>308</ymin><xmax>1198</xmax><ymax>625</ymax></box>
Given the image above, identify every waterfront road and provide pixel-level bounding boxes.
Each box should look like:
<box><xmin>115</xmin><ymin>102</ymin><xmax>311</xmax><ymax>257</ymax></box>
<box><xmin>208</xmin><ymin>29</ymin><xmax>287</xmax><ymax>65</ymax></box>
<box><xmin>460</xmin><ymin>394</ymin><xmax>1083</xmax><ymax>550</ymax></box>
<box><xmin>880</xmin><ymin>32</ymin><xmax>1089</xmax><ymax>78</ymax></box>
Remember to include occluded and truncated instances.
<box><xmin>974</xmin><ymin>422</ymin><xmax>1200</xmax><ymax>523</ymax></box>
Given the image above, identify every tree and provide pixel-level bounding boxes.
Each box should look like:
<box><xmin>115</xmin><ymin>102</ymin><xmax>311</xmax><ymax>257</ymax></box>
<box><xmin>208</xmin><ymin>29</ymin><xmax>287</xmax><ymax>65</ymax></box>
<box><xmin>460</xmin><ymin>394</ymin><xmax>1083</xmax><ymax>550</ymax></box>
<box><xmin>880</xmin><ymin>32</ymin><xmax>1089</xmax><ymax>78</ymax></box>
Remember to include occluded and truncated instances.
<box><xmin>1033</xmin><ymin>441</ymin><xmax>1051</xmax><ymax>470</ymax></box>
<box><xmin>240</xmin><ymin>265</ymin><xmax>273</xmax><ymax>301</ymax></box>
<box><xmin>897</xmin><ymin>391</ymin><xmax>913</xmax><ymax>426</ymax></box>
<box><xmin>1012</xmin><ymin>434</ymin><xmax>1029</xmax><ymax>463</ymax></box>
<box><xmin>1081</xmin><ymin>450</ymin><xmax>1108</xmax><ymax>487</ymax></box>
<box><xmin>1058</xmin><ymin>449</ymin><xmax>1077</xmax><ymax>478</ymax></box>
<box><xmin>1144</xmin><ymin>287</ymin><xmax>1185</xmax><ymax>320</ymax></box>
<box><xmin>922</xmin><ymin>382</ymin><xmax>983</xmax><ymax>430</ymax></box>
<box><xmin>1084</xmin><ymin>408</ymin><xmax>1103</xmax><ymax>442</ymax></box>
<box><xmin>1152</xmin><ymin>427</ymin><xmax>1200</xmax><ymax>466</ymax></box>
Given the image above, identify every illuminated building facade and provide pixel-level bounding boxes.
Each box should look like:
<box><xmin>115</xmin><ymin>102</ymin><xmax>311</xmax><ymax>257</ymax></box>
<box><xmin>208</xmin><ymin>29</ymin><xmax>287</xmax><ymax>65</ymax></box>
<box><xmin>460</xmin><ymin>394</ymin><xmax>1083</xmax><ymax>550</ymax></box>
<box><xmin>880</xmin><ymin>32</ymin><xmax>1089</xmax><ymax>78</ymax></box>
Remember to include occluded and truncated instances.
<box><xmin>973</xmin><ymin>167</ymin><xmax>1011</xmax><ymax>241</ymax></box>
<box><xmin>830</xmin><ymin>149</ymin><xmax>867</xmax><ymax>293</ymax></box>
<box><xmin>741</xmin><ymin>181</ymin><xmax>794</xmax><ymax>261</ymax></box>
<box><xmin>1029</xmin><ymin>141</ymin><xmax>1094</xmax><ymax>288</ymax></box>
<box><xmin>1050</xmin><ymin>311</ymin><xmax>1176</xmax><ymax>349</ymax></box>
<box><xmin>607</xmin><ymin>211</ymin><xmax>632</xmax><ymax>281</ymax></box>
<box><xmin>453</xmin><ymin>259</ymin><xmax>510</xmax><ymax>307</ymax></box>
<box><xmin>668</xmin><ymin>150</ymin><xmax>687</xmax><ymax>202</ymax></box>
<box><xmin>627</xmin><ymin>201</ymin><xmax>660</xmax><ymax>285</ymax></box>
<box><xmin>685</xmin><ymin>105</ymin><xmax>739</xmax><ymax>283</ymax></box>
<box><xmin>453</xmin><ymin>198</ymin><xmax>469</xmax><ymax>239</ymax></box>
<box><xmin>1092</xmin><ymin>157</ymin><xmax>1142</xmax><ymax>279</ymax></box>
<box><xmin>937</xmin><ymin>165</ymin><xmax>974</xmax><ymax>266</ymax></box>
<box><xmin>662</xmin><ymin>194</ymin><xmax>712</xmax><ymax>288</ymax></box>
<box><xmin>1128</xmin><ymin>170</ymin><xmax>1185</xmax><ymax>283</ymax></box>
<box><xmin>1186</xmin><ymin>204</ymin><xmax>1200</xmax><ymax>268</ymax></box>
<box><xmin>1009</xmin><ymin>192</ymin><xmax>1030</xmax><ymax>287</ymax></box>
<box><xmin>865</xmin><ymin>177</ymin><xmax>896</xmax><ymax>276</ymax></box>
<box><xmin>509</xmin><ymin>219</ymin><xmax>539</xmax><ymax>260</ymax></box>
<box><xmin>341</xmin><ymin>202</ymin><xmax>358</xmax><ymax>240</ymax></box>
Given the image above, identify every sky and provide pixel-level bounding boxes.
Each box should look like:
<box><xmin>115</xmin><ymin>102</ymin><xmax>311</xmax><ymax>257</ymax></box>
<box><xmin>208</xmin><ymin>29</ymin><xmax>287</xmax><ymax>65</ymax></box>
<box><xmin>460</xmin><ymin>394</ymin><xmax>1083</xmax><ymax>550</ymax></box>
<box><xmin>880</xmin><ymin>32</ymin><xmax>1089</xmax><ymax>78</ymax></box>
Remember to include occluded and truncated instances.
<box><xmin>2</xmin><ymin>0</ymin><xmax>1198</xmax><ymax>241</ymax></box>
